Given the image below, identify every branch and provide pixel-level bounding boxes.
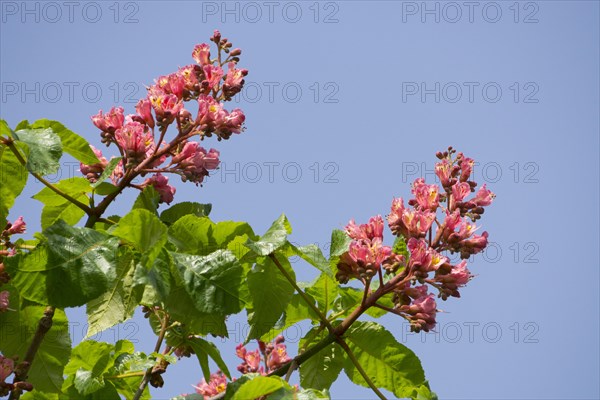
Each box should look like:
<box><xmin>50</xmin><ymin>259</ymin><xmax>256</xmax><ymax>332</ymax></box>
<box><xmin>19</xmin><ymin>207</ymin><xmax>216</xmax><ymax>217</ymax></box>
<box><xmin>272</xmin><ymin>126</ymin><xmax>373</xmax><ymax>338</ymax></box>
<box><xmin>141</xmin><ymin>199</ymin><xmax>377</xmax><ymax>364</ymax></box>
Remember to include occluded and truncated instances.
<box><xmin>8</xmin><ymin>307</ymin><xmax>55</xmax><ymax>400</ymax></box>
<box><xmin>132</xmin><ymin>314</ymin><xmax>170</xmax><ymax>400</ymax></box>
<box><xmin>336</xmin><ymin>338</ymin><xmax>387</xmax><ymax>400</ymax></box>
<box><xmin>3</xmin><ymin>138</ymin><xmax>92</xmax><ymax>215</ymax></box>
<box><xmin>268</xmin><ymin>253</ymin><xmax>334</xmax><ymax>334</ymax></box>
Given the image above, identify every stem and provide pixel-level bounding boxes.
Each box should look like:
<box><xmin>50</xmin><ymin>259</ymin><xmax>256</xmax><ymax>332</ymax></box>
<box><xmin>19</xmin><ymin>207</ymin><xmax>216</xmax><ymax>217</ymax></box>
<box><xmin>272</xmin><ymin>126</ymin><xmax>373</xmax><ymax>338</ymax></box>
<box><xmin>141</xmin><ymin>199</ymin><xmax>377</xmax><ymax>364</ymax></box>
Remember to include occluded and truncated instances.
<box><xmin>132</xmin><ymin>314</ymin><xmax>170</xmax><ymax>400</ymax></box>
<box><xmin>268</xmin><ymin>333</ymin><xmax>336</xmax><ymax>377</ymax></box>
<box><xmin>336</xmin><ymin>338</ymin><xmax>387</xmax><ymax>400</ymax></box>
<box><xmin>3</xmin><ymin>139</ymin><xmax>92</xmax><ymax>215</ymax></box>
<box><xmin>284</xmin><ymin>359</ymin><xmax>297</xmax><ymax>382</ymax></box>
<box><xmin>8</xmin><ymin>307</ymin><xmax>55</xmax><ymax>400</ymax></box>
<box><xmin>268</xmin><ymin>254</ymin><xmax>334</xmax><ymax>334</ymax></box>
<box><xmin>85</xmin><ymin>131</ymin><xmax>198</xmax><ymax>228</ymax></box>
<box><xmin>361</xmin><ymin>277</ymin><xmax>371</xmax><ymax>307</ymax></box>
<box><xmin>106</xmin><ymin>371</ymin><xmax>146</xmax><ymax>380</ymax></box>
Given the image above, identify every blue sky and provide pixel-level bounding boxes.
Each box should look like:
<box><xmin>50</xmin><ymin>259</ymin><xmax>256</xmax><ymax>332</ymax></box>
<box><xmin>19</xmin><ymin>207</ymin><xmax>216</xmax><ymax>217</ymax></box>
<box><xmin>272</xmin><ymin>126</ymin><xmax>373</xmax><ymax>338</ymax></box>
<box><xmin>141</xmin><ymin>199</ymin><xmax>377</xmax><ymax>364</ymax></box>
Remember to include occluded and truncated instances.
<box><xmin>1</xmin><ymin>1</ymin><xmax>599</xmax><ymax>399</ymax></box>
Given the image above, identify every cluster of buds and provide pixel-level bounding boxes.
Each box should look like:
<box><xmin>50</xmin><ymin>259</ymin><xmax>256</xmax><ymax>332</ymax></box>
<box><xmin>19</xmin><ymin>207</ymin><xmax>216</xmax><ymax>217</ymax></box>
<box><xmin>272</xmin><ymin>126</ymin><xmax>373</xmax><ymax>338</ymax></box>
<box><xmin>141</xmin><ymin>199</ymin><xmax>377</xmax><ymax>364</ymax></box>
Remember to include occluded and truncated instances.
<box><xmin>0</xmin><ymin>355</ymin><xmax>32</xmax><ymax>397</ymax></box>
<box><xmin>335</xmin><ymin>148</ymin><xmax>495</xmax><ymax>332</ymax></box>
<box><xmin>85</xmin><ymin>30</ymin><xmax>247</xmax><ymax>204</ymax></box>
<box><xmin>236</xmin><ymin>336</ymin><xmax>291</xmax><ymax>375</ymax></box>
<box><xmin>1</xmin><ymin>216</ymin><xmax>27</xmax><ymax>292</ymax></box>
<box><xmin>193</xmin><ymin>370</ymin><xmax>228</xmax><ymax>397</ymax></box>
<box><xmin>336</xmin><ymin>216</ymin><xmax>404</xmax><ymax>283</ymax></box>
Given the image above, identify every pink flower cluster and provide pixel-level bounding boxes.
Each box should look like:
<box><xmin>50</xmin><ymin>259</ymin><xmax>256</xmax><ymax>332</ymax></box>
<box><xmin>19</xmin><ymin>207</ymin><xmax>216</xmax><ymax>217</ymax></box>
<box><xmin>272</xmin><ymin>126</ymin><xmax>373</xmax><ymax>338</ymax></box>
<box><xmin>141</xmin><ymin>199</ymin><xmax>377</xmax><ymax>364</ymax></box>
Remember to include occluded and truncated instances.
<box><xmin>336</xmin><ymin>148</ymin><xmax>495</xmax><ymax>333</ymax></box>
<box><xmin>0</xmin><ymin>291</ymin><xmax>9</xmax><ymax>312</ymax></box>
<box><xmin>84</xmin><ymin>31</ymin><xmax>247</xmax><ymax>204</ymax></box>
<box><xmin>236</xmin><ymin>336</ymin><xmax>291</xmax><ymax>375</ymax></box>
<box><xmin>193</xmin><ymin>371</ymin><xmax>227</xmax><ymax>397</ymax></box>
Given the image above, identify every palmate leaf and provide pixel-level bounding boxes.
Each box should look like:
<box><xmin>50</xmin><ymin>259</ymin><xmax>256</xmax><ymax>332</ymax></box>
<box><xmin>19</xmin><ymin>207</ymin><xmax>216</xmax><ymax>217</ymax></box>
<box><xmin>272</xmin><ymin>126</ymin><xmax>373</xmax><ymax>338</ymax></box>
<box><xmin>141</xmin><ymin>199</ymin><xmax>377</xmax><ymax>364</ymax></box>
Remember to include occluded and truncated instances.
<box><xmin>299</xmin><ymin>328</ymin><xmax>345</xmax><ymax>391</ymax></box>
<box><xmin>0</xmin><ymin>287</ymin><xmax>71</xmax><ymax>393</ymax></box>
<box><xmin>343</xmin><ymin>321</ymin><xmax>434</xmax><ymax>399</ymax></box>
<box><xmin>260</xmin><ymin>293</ymin><xmax>319</xmax><ymax>342</ymax></box>
<box><xmin>160</xmin><ymin>202</ymin><xmax>212</xmax><ymax>225</ymax></box>
<box><xmin>85</xmin><ymin>249</ymin><xmax>144</xmax><ymax>338</ymax></box>
<box><xmin>187</xmin><ymin>336</ymin><xmax>232</xmax><ymax>381</ymax></box>
<box><xmin>32</xmin><ymin>177</ymin><xmax>92</xmax><ymax>229</ymax></box>
<box><xmin>170</xmin><ymin>249</ymin><xmax>248</xmax><ymax>316</ymax></box>
<box><xmin>12</xmin><ymin>126</ymin><xmax>62</xmax><ymax>175</ymax></box>
<box><xmin>112</xmin><ymin>209</ymin><xmax>168</xmax><ymax>267</ymax></box>
<box><xmin>0</xmin><ymin>133</ymin><xmax>29</xmax><ymax>222</ymax></box>
<box><xmin>6</xmin><ymin>220</ymin><xmax>120</xmax><ymax>308</ymax></box>
<box><xmin>140</xmin><ymin>250</ymin><xmax>228</xmax><ymax>337</ymax></box>
<box><xmin>231</xmin><ymin>376</ymin><xmax>293</xmax><ymax>400</ymax></box>
<box><xmin>306</xmin><ymin>273</ymin><xmax>339</xmax><ymax>314</ymax></box>
<box><xmin>168</xmin><ymin>215</ymin><xmax>255</xmax><ymax>257</ymax></box>
<box><xmin>244</xmin><ymin>214</ymin><xmax>291</xmax><ymax>256</ymax></box>
<box><xmin>20</xmin><ymin>119</ymin><xmax>100</xmax><ymax>165</ymax></box>
<box><xmin>246</xmin><ymin>255</ymin><xmax>295</xmax><ymax>340</ymax></box>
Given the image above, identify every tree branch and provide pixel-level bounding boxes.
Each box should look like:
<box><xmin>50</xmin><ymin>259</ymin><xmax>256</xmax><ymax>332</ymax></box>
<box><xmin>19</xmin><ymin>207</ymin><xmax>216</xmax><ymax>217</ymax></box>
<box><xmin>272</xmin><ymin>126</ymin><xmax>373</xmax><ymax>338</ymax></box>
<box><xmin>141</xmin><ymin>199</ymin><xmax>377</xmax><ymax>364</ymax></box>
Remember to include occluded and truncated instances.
<box><xmin>268</xmin><ymin>253</ymin><xmax>334</xmax><ymax>334</ymax></box>
<box><xmin>3</xmin><ymin>138</ymin><xmax>92</xmax><ymax>215</ymax></box>
<box><xmin>8</xmin><ymin>306</ymin><xmax>55</xmax><ymax>400</ymax></box>
<box><xmin>132</xmin><ymin>313</ymin><xmax>170</xmax><ymax>400</ymax></box>
<box><xmin>336</xmin><ymin>338</ymin><xmax>387</xmax><ymax>400</ymax></box>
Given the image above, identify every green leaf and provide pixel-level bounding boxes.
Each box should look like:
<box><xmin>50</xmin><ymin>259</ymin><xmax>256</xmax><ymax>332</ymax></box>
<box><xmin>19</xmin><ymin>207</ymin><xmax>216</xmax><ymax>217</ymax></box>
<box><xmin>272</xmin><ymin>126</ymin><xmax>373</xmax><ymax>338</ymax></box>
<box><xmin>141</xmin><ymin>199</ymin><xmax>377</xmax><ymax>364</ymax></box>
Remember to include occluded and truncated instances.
<box><xmin>27</xmin><ymin>119</ymin><xmax>100</xmax><ymax>165</ymax></box>
<box><xmin>343</xmin><ymin>321</ymin><xmax>433</xmax><ymax>399</ymax></box>
<box><xmin>299</xmin><ymin>328</ymin><xmax>345</xmax><ymax>390</ymax></box>
<box><xmin>306</xmin><ymin>273</ymin><xmax>339</xmax><ymax>314</ymax></box>
<box><xmin>12</xmin><ymin>127</ymin><xmax>62</xmax><ymax>175</ymax></box>
<box><xmin>286</xmin><ymin>243</ymin><xmax>332</xmax><ymax>278</ymax></box>
<box><xmin>393</xmin><ymin>236</ymin><xmax>409</xmax><ymax>258</ymax></box>
<box><xmin>168</xmin><ymin>215</ymin><xmax>255</xmax><ymax>257</ymax></box>
<box><xmin>260</xmin><ymin>293</ymin><xmax>319</xmax><ymax>342</ymax></box>
<box><xmin>32</xmin><ymin>177</ymin><xmax>91</xmax><ymax>229</ymax></box>
<box><xmin>94</xmin><ymin>182</ymin><xmax>118</xmax><ymax>196</ymax></box>
<box><xmin>246</xmin><ymin>255</ymin><xmax>295</xmax><ymax>340</ymax></box>
<box><xmin>170</xmin><ymin>250</ymin><xmax>247</xmax><ymax>315</ymax></box>
<box><xmin>0</xmin><ymin>139</ymin><xmax>29</xmax><ymax>222</ymax></box>
<box><xmin>133</xmin><ymin>186</ymin><xmax>160</xmax><ymax>213</ymax></box>
<box><xmin>160</xmin><ymin>202</ymin><xmax>212</xmax><ymax>225</ymax></box>
<box><xmin>91</xmin><ymin>157</ymin><xmax>122</xmax><ymax>188</ymax></box>
<box><xmin>295</xmin><ymin>389</ymin><xmax>331</xmax><ymax>399</ymax></box>
<box><xmin>21</xmin><ymin>391</ymin><xmax>59</xmax><ymax>400</ymax></box>
<box><xmin>329</xmin><ymin>229</ymin><xmax>352</xmax><ymax>281</ymax></box>
<box><xmin>141</xmin><ymin>251</ymin><xmax>228</xmax><ymax>337</ymax></box>
<box><xmin>245</xmin><ymin>214</ymin><xmax>291</xmax><ymax>256</ymax></box>
<box><xmin>188</xmin><ymin>337</ymin><xmax>231</xmax><ymax>381</ymax></box>
<box><xmin>333</xmin><ymin>287</ymin><xmax>393</xmax><ymax>319</ymax></box>
<box><xmin>85</xmin><ymin>249</ymin><xmax>143</xmax><ymax>337</ymax></box>
<box><xmin>232</xmin><ymin>376</ymin><xmax>290</xmax><ymax>400</ymax></box>
<box><xmin>112</xmin><ymin>209</ymin><xmax>168</xmax><ymax>267</ymax></box>
<box><xmin>0</xmin><ymin>289</ymin><xmax>71</xmax><ymax>393</ymax></box>
<box><xmin>171</xmin><ymin>395</ymin><xmax>203</xmax><ymax>400</ymax></box>
<box><xmin>7</xmin><ymin>221</ymin><xmax>119</xmax><ymax>307</ymax></box>
<box><xmin>0</xmin><ymin>119</ymin><xmax>11</xmax><ymax>136</ymax></box>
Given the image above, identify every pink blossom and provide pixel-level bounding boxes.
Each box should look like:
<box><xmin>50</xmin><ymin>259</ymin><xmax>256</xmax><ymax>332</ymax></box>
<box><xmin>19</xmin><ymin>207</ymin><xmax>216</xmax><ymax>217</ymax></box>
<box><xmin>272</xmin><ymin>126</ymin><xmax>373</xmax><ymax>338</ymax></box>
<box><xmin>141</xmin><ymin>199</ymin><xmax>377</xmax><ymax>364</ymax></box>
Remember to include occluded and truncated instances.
<box><xmin>197</xmin><ymin>95</ymin><xmax>227</xmax><ymax>129</ymax></box>
<box><xmin>115</xmin><ymin>121</ymin><xmax>154</xmax><ymax>164</ymax></box>
<box><xmin>345</xmin><ymin>215</ymin><xmax>384</xmax><ymax>242</ymax></box>
<box><xmin>220</xmin><ymin>109</ymin><xmax>245</xmax><ymax>135</ymax></box>
<box><xmin>91</xmin><ymin>106</ymin><xmax>124</xmax><ymax>133</ymax></box>
<box><xmin>435</xmin><ymin>159</ymin><xmax>452</xmax><ymax>187</ymax></box>
<box><xmin>223</xmin><ymin>62</ymin><xmax>248</xmax><ymax>98</ymax></box>
<box><xmin>6</xmin><ymin>216</ymin><xmax>26</xmax><ymax>235</ymax></box>
<box><xmin>461</xmin><ymin>231</ymin><xmax>489</xmax><ymax>255</ymax></box>
<box><xmin>388</xmin><ymin>198</ymin><xmax>435</xmax><ymax>238</ymax></box>
<box><xmin>412</xmin><ymin>178</ymin><xmax>440</xmax><ymax>211</ymax></box>
<box><xmin>451</xmin><ymin>182</ymin><xmax>471</xmax><ymax>203</ymax></box>
<box><xmin>172</xmin><ymin>142</ymin><xmax>220</xmax><ymax>184</ymax></box>
<box><xmin>80</xmin><ymin>145</ymin><xmax>109</xmax><ymax>183</ymax></box>
<box><xmin>135</xmin><ymin>99</ymin><xmax>155</xmax><ymax>129</ymax></box>
<box><xmin>407</xmin><ymin>238</ymin><xmax>446</xmax><ymax>273</ymax></box>
<box><xmin>267</xmin><ymin>343</ymin><xmax>291</xmax><ymax>371</ymax></box>
<box><xmin>472</xmin><ymin>184</ymin><xmax>495</xmax><ymax>206</ymax></box>
<box><xmin>149</xmin><ymin>93</ymin><xmax>183</xmax><ymax>122</ymax></box>
<box><xmin>404</xmin><ymin>293</ymin><xmax>437</xmax><ymax>332</ymax></box>
<box><xmin>202</xmin><ymin>65</ymin><xmax>224</xmax><ymax>90</ymax></box>
<box><xmin>192</xmin><ymin>43</ymin><xmax>211</xmax><ymax>66</ymax></box>
<box><xmin>449</xmin><ymin>260</ymin><xmax>472</xmax><ymax>286</ymax></box>
<box><xmin>443</xmin><ymin>210</ymin><xmax>462</xmax><ymax>232</ymax></box>
<box><xmin>144</xmin><ymin>173</ymin><xmax>176</xmax><ymax>204</ymax></box>
<box><xmin>459</xmin><ymin>157</ymin><xmax>474</xmax><ymax>182</ymax></box>
<box><xmin>0</xmin><ymin>291</ymin><xmax>10</xmax><ymax>312</ymax></box>
<box><xmin>179</xmin><ymin>65</ymin><xmax>200</xmax><ymax>91</ymax></box>
<box><xmin>193</xmin><ymin>371</ymin><xmax>227</xmax><ymax>397</ymax></box>
<box><xmin>348</xmin><ymin>239</ymin><xmax>392</xmax><ymax>272</ymax></box>
<box><xmin>0</xmin><ymin>354</ymin><xmax>14</xmax><ymax>382</ymax></box>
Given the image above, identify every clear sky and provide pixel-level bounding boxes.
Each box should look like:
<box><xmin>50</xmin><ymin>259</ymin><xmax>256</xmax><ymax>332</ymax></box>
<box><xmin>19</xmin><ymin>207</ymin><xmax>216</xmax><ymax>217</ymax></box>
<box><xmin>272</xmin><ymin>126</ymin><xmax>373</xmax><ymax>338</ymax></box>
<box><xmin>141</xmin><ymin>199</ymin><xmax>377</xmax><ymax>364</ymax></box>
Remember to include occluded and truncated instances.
<box><xmin>1</xmin><ymin>1</ymin><xmax>599</xmax><ymax>399</ymax></box>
